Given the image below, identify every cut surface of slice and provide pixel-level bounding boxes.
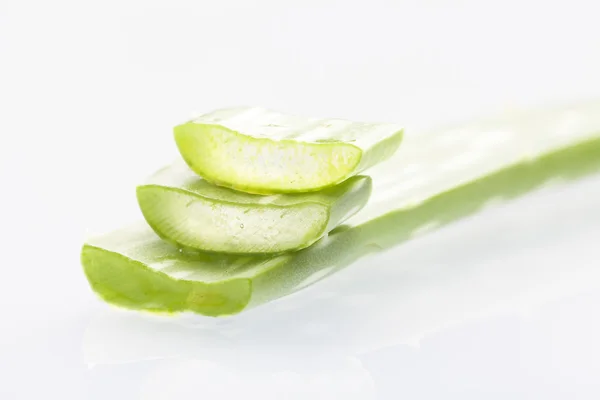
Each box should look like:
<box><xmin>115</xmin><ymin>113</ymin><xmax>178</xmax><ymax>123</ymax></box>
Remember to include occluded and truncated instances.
<box><xmin>83</xmin><ymin>100</ymin><xmax>600</xmax><ymax>317</ymax></box>
<box><xmin>174</xmin><ymin>107</ymin><xmax>404</xmax><ymax>194</ymax></box>
<box><xmin>136</xmin><ymin>163</ymin><xmax>372</xmax><ymax>254</ymax></box>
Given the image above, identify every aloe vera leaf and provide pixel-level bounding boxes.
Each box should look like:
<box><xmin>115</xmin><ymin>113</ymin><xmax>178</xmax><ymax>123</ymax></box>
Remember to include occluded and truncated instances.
<box><xmin>174</xmin><ymin>107</ymin><xmax>404</xmax><ymax>194</ymax></box>
<box><xmin>136</xmin><ymin>164</ymin><xmax>372</xmax><ymax>254</ymax></box>
<box><xmin>82</xmin><ymin>101</ymin><xmax>600</xmax><ymax>317</ymax></box>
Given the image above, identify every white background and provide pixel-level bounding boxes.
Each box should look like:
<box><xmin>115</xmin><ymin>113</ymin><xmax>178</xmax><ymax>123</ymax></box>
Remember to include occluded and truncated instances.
<box><xmin>1</xmin><ymin>0</ymin><xmax>600</xmax><ymax>398</ymax></box>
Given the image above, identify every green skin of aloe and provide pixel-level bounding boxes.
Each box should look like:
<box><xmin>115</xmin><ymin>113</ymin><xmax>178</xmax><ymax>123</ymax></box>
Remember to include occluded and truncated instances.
<box><xmin>82</xmin><ymin>101</ymin><xmax>600</xmax><ymax>317</ymax></box>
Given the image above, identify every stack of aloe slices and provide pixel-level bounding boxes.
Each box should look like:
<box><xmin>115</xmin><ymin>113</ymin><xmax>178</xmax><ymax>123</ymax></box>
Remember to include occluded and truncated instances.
<box><xmin>82</xmin><ymin>102</ymin><xmax>600</xmax><ymax>317</ymax></box>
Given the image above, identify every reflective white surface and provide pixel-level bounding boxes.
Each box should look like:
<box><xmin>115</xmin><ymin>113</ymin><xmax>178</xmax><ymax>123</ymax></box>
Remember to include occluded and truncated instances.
<box><xmin>2</xmin><ymin>0</ymin><xmax>600</xmax><ymax>398</ymax></box>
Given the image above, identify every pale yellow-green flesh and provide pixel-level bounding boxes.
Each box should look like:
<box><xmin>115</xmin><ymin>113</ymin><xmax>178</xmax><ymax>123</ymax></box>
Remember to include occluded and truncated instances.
<box><xmin>81</xmin><ymin>246</ymin><xmax>253</xmax><ymax>317</ymax></box>
<box><xmin>136</xmin><ymin>169</ymin><xmax>372</xmax><ymax>254</ymax></box>
<box><xmin>175</xmin><ymin>123</ymin><xmax>363</xmax><ymax>194</ymax></box>
<box><xmin>138</xmin><ymin>186</ymin><xmax>328</xmax><ymax>254</ymax></box>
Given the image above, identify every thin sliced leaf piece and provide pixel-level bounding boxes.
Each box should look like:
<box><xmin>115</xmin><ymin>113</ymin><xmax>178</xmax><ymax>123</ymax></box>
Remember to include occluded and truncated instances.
<box><xmin>136</xmin><ymin>164</ymin><xmax>372</xmax><ymax>254</ymax></box>
<box><xmin>82</xmin><ymin>101</ymin><xmax>600</xmax><ymax>317</ymax></box>
<box><xmin>174</xmin><ymin>107</ymin><xmax>404</xmax><ymax>194</ymax></box>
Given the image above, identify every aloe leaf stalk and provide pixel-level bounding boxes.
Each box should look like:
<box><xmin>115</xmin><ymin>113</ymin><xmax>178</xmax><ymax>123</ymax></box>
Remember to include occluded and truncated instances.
<box><xmin>82</xmin><ymin>101</ymin><xmax>600</xmax><ymax>317</ymax></box>
<box><xmin>174</xmin><ymin>107</ymin><xmax>404</xmax><ymax>194</ymax></box>
<box><xmin>136</xmin><ymin>164</ymin><xmax>372</xmax><ymax>254</ymax></box>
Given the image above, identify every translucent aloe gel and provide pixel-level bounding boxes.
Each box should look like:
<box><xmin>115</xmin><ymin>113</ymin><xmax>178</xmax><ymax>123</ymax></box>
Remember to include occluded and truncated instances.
<box><xmin>136</xmin><ymin>163</ymin><xmax>372</xmax><ymax>254</ymax></box>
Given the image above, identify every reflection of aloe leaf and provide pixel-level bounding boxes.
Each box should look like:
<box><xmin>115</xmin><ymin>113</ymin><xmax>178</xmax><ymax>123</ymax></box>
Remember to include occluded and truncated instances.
<box><xmin>249</xmin><ymin>135</ymin><xmax>600</xmax><ymax>308</ymax></box>
<box><xmin>137</xmin><ymin>358</ymin><xmax>375</xmax><ymax>400</ymax></box>
<box><xmin>82</xmin><ymin>102</ymin><xmax>600</xmax><ymax>317</ymax></box>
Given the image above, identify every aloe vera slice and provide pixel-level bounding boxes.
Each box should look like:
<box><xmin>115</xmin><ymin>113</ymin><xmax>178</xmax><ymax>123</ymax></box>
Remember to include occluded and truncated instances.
<box><xmin>81</xmin><ymin>225</ymin><xmax>289</xmax><ymax>316</ymax></box>
<box><xmin>82</xmin><ymin>101</ymin><xmax>600</xmax><ymax>317</ymax></box>
<box><xmin>174</xmin><ymin>107</ymin><xmax>404</xmax><ymax>194</ymax></box>
<box><xmin>136</xmin><ymin>164</ymin><xmax>372</xmax><ymax>254</ymax></box>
